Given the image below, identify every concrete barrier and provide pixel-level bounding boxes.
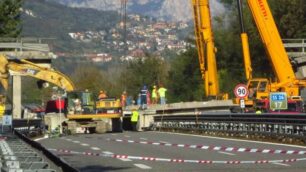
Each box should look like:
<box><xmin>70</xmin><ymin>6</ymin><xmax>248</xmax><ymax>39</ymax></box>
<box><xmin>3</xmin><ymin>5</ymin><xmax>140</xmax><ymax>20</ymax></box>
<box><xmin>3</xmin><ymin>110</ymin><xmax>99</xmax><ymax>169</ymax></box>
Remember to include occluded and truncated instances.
<box><xmin>44</xmin><ymin>113</ymin><xmax>66</xmax><ymax>132</ymax></box>
<box><xmin>123</xmin><ymin>100</ymin><xmax>235</xmax><ymax>131</ymax></box>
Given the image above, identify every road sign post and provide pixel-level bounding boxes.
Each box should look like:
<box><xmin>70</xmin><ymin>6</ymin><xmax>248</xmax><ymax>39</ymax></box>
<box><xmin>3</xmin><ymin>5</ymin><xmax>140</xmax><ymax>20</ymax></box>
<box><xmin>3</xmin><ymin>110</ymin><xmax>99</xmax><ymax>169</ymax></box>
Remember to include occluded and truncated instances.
<box><xmin>269</xmin><ymin>92</ymin><xmax>287</xmax><ymax>110</ymax></box>
<box><xmin>2</xmin><ymin>115</ymin><xmax>12</xmax><ymax>133</ymax></box>
<box><xmin>234</xmin><ymin>84</ymin><xmax>249</xmax><ymax>113</ymax></box>
<box><xmin>240</xmin><ymin>99</ymin><xmax>245</xmax><ymax>109</ymax></box>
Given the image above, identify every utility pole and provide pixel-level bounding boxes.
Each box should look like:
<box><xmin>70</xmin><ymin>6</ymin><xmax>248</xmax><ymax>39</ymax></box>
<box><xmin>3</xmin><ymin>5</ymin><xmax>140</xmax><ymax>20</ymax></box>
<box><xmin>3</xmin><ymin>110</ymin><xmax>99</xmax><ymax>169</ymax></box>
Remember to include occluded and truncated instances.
<box><xmin>120</xmin><ymin>0</ymin><xmax>128</xmax><ymax>52</ymax></box>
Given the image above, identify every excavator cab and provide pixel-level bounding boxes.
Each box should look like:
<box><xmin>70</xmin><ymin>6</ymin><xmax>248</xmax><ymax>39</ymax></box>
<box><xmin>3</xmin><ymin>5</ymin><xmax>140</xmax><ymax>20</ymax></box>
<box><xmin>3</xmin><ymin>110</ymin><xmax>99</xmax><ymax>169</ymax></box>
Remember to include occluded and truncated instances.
<box><xmin>66</xmin><ymin>91</ymin><xmax>95</xmax><ymax>114</ymax></box>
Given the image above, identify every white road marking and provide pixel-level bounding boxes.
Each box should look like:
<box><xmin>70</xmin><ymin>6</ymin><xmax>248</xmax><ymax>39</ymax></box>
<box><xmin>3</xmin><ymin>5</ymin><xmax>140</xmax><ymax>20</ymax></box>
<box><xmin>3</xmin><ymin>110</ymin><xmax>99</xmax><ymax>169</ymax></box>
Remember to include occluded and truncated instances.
<box><xmin>160</xmin><ymin>141</ymin><xmax>170</xmax><ymax>144</ymax></box>
<box><xmin>65</xmin><ymin>139</ymin><xmax>72</xmax><ymax>141</ymax></box>
<box><xmin>218</xmin><ymin>151</ymin><xmax>236</xmax><ymax>156</ymax></box>
<box><xmin>111</xmin><ymin>134</ymin><xmax>117</xmax><ymax>136</ymax></box>
<box><xmin>102</xmin><ymin>151</ymin><xmax>131</xmax><ymax>161</ymax></box>
<box><xmin>102</xmin><ymin>151</ymin><xmax>114</xmax><ymax>155</ymax></box>
<box><xmin>91</xmin><ymin>147</ymin><xmax>101</xmax><ymax>150</ymax></box>
<box><xmin>159</xmin><ymin>132</ymin><xmax>306</xmax><ymax>149</ymax></box>
<box><xmin>119</xmin><ymin>158</ymin><xmax>132</xmax><ymax>162</ymax></box>
<box><xmin>72</xmin><ymin>140</ymin><xmax>80</xmax><ymax>143</ymax></box>
<box><xmin>34</xmin><ymin>138</ymin><xmax>44</xmax><ymax>141</ymax></box>
<box><xmin>134</xmin><ymin>164</ymin><xmax>152</xmax><ymax>169</ymax></box>
<box><xmin>34</xmin><ymin>136</ymin><xmax>49</xmax><ymax>141</ymax></box>
<box><xmin>81</xmin><ymin>143</ymin><xmax>89</xmax><ymax>146</ymax></box>
<box><xmin>124</xmin><ymin>135</ymin><xmax>131</xmax><ymax>138</ymax></box>
<box><xmin>140</xmin><ymin>138</ymin><xmax>147</xmax><ymax>140</ymax></box>
<box><xmin>272</xmin><ymin>162</ymin><xmax>291</xmax><ymax>167</ymax></box>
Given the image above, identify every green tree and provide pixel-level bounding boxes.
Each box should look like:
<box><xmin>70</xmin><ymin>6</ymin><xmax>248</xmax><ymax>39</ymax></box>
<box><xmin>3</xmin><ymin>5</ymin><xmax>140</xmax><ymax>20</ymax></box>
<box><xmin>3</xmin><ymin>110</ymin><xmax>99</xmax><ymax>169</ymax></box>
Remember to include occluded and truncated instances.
<box><xmin>119</xmin><ymin>56</ymin><xmax>168</xmax><ymax>99</ymax></box>
<box><xmin>167</xmin><ymin>48</ymin><xmax>204</xmax><ymax>102</ymax></box>
<box><xmin>270</xmin><ymin>0</ymin><xmax>306</xmax><ymax>38</ymax></box>
<box><xmin>22</xmin><ymin>77</ymin><xmax>53</xmax><ymax>105</ymax></box>
<box><xmin>0</xmin><ymin>0</ymin><xmax>23</xmax><ymax>37</ymax></box>
<box><xmin>71</xmin><ymin>64</ymin><xmax>114</xmax><ymax>97</ymax></box>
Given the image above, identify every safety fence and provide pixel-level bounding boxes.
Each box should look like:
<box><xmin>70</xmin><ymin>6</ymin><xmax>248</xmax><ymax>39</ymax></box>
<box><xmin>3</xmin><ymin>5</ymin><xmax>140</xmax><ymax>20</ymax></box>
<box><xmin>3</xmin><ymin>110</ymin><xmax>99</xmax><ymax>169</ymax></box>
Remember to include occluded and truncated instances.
<box><xmin>12</xmin><ymin>119</ymin><xmax>44</xmax><ymax>137</ymax></box>
<box><xmin>153</xmin><ymin>113</ymin><xmax>306</xmax><ymax>140</ymax></box>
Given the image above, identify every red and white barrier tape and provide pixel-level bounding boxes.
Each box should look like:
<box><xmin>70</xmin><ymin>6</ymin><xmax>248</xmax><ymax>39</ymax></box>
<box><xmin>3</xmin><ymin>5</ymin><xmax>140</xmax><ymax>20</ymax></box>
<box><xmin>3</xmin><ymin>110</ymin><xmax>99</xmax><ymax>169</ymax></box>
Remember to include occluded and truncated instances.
<box><xmin>0</xmin><ymin>136</ymin><xmax>7</xmax><ymax>141</ymax></box>
<box><xmin>48</xmin><ymin>148</ymin><xmax>306</xmax><ymax>164</ymax></box>
<box><xmin>107</xmin><ymin>138</ymin><xmax>306</xmax><ymax>155</ymax></box>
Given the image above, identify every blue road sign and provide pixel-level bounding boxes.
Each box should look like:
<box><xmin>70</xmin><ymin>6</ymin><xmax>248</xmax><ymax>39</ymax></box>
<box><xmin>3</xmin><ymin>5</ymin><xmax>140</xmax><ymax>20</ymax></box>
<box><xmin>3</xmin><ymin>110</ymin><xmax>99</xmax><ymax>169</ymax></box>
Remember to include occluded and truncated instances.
<box><xmin>269</xmin><ymin>92</ymin><xmax>287</xmax><ymax>110</ymax></box>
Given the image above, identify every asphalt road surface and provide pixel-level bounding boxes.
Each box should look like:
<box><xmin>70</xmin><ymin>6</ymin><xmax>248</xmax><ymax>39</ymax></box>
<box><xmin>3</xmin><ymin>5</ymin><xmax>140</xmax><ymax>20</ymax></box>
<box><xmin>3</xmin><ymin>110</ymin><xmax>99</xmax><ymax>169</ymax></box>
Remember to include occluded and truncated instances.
<box><xmin>38</xmin><ymin>131</ymin><xmax>306</xmax><ymax>172</ymax></box>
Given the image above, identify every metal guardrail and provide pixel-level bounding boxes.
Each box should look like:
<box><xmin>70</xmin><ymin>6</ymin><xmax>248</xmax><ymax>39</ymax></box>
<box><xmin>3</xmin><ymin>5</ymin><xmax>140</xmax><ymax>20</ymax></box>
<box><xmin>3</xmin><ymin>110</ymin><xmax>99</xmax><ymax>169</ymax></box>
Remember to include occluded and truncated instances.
<box><xmin>153</xmin><ymin>113</ymin><xmax>306</xmax><ymax>139</ymax></box>
<box><xmin>283</xmin><ymin>39</ymin><xmax>306</xmax><ymax>56</ymax></box>
<box><xmin>14</xmin><ymin>130</ymin><xmax>79</xmax><ymax>172</ymax></box>
<box><xmin>0</xmin><ymin>43</ymin><xmax>50</xmax><ymax>52</ymax></box>
<box><xmin>12</xmin><ymin>119</ymin><xmax>42</xmax><ymax>129</ymax></box>
<box><xmin>0</xmin><ymin>134</ymin><xmax>57</xmax><ymax>172</ymax></box>
<box><xmin>0</xmin><ymin>37</ymin><xmax>55</xmax><ymax>52</ymax></box>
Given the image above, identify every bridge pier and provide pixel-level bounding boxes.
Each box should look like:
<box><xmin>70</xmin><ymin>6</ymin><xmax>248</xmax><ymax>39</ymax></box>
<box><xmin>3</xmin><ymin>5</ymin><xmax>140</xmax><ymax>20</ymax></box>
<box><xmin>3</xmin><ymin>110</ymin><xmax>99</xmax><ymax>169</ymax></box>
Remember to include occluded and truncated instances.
<box><xmin>12</xmin><ymin>75</ymin><xmax>22</xmax><ymax>119</ymax></box>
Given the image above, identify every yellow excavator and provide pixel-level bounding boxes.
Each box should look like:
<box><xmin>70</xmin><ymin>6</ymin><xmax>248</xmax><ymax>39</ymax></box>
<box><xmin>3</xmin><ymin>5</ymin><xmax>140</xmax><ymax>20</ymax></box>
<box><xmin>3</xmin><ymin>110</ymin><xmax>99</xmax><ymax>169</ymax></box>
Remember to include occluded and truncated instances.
<box><xmin>235</xmin><ymin>0</ymin><xmax>306</xmax><ymax>113</ymax></box>
<box><xmin>0</xmin><ymin>54</ymin><xmax>75</xmax><ymax>91</ymax></box>
<box><xmin>0</xmin><ymin>54</ymin><xmax>122</xmax><ymax>133</ymax></box>
<box><xmin>191</xmin><ymin>0</ymin><xmax>228</xmax><ymax>100</ymax></box>
<box><xmin>0</xmin><ymin>54</ymin><xmax>75</xmax><ymax>116</ymax></box>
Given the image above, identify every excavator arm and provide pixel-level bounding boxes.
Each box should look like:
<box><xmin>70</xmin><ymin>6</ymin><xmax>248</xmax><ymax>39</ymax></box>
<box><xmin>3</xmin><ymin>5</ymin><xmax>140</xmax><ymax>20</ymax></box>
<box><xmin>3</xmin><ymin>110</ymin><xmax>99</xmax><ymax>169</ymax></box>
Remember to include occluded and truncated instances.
<box><xmin>0</xmin><ymin>54</ymin><xmax>75</xmax><ymax>91</ymax></box>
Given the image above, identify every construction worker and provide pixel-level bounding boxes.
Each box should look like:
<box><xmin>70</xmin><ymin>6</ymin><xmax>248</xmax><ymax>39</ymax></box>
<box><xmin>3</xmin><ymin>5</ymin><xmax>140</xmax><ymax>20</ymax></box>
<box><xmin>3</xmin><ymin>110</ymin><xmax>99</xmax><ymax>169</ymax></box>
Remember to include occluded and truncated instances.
<box><xmin>98</xmin><ymin>90</ymin><xmax>107</xmax><ymax>99</ymax></box>
<box><xmin>151</xmin><ymin>85</ymin><xmax>158</xmax><ymax>104</ymax></box>
<box><xmin>73</xmin><ymin>98</ymin><xmax>82</xmax><ymax>114</ymax></box>
<box><xmin>158</xmin><ymin>84</ymin><xmax>167</xmax><ymax>105</ymax></box>
<box><xmin>131</xmin><ymin>108</ymin><xmax>139</xmax><ymax>131</ymax></box>
<box><xmin>0</xmin><ymin>105</ymin><xmax>5</xmax><ymax>116</ymax></box>
<box><xmin>255</xmin><ymin>108</ymin><xmax>262</xmax><ymax>114</ymax></box>
<box><xmin>146</xmin><ymin>90</ymin><xmax>151</xmax><ymax>106</ymax></box>
<box><xmin>137</xmin><ymin>93</ymin><xmax>141</xmax><ymax>105</ymax></box>
<box><xmin>121</xmin><ymin>91</ymin><xmax>127</xmax><ymax>107</ymax></box>
<box><xmin>0</xmin><ymin>95</ymin><xmax>5</xmax><ymax>116</ymax></box>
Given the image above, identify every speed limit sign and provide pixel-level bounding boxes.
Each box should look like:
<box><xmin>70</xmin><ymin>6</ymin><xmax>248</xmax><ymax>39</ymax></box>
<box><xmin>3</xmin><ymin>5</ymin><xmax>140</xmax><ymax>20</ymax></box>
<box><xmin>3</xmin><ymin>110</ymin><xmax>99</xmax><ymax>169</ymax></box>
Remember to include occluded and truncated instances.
<box><xmin>234</xmin><ymin>84</ymin><xmax>249</xmax><ymax>98</ymax></box>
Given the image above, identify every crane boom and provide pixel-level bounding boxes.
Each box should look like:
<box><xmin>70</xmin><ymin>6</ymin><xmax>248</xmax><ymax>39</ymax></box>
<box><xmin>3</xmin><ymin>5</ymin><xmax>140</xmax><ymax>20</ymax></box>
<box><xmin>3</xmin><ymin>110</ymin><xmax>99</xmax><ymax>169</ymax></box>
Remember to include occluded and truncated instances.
<box><xmin>191</xmin><ymin>0</ymin><xmax>219</xmax><ymax>97</ymax></box>
<box><xmin>0</xmin><ymin>54</ymin><xmax>75</xmax><ymax>91</ymax></box>
<box><xmin>247</xmin><ymin>0</ymin><xmax>306</xmax><ymax>97</ymax></box>
<box><xmin>247</xmin><ymin>0</ymin><xmax>296</xmax><ymax>83</ymax></box>
<box><xmin>232</xmin><ymin>0</ymin><xmax>306</xmax><ymax>113</ymax></box>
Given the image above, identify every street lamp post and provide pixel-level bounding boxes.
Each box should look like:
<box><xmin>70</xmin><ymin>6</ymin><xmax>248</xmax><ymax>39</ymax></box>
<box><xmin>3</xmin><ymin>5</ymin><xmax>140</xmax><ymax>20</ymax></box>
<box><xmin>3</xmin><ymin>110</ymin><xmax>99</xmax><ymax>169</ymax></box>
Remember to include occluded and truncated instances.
<box><xmin>58</xmin><ymin>92</ymin><xmax>62</xmax><ymax>134</ymax></box>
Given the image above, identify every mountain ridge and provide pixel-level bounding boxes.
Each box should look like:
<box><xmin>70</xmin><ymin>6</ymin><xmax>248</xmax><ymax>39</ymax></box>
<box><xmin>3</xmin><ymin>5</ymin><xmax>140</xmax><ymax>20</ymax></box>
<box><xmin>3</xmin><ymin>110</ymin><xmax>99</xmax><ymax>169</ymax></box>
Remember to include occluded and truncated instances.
<box><xmin>47</xmin><ymin>0</ymin><xmax>225</xmax><ymax>21</ymax></box>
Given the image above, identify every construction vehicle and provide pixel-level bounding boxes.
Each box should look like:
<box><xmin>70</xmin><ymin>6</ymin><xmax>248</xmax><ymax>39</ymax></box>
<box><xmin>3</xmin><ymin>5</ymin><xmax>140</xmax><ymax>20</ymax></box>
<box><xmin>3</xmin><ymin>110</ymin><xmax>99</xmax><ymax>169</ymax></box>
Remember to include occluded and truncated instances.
<box><xmin>0</xmin><ymin>54</ymin><xmax>75</xmax><ymax>92</ymax></box>
<box><xmin>234</xmin><ymin>0</ymin><xmax>306</xmax><ymax>113</ymax></box>
<box><xmin>0</xmin><ymin>54</ymin><xmax>75</xmax><ymax>117</ymax></box>
<box><xmin>0</xmin><ymin>54</ymin><xmax>122</xmax><ymax>133</ymax></box>
<box><xmin>191</xmin><ymin>0</ymin><xmax>228</xmax><ymax>100</ymax></box>
<box><xmin>62</xmin><ymin>91</ymin><xmax>122</xmax><ymax>134</ymax></box>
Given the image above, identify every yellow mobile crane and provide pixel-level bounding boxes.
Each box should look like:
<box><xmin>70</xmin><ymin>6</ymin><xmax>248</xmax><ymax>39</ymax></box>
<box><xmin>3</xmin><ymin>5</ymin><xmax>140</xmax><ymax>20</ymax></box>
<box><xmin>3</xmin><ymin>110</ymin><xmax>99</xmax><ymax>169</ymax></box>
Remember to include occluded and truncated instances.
<box><xmin>191</xmin><ymin>0</ymin><xmax>228</xmax><ymax>100</ymax></box>
<box><xmin>236</xmin><ymin>0</ymin><xmax>306</xmax><ymax>112</ymax></box>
